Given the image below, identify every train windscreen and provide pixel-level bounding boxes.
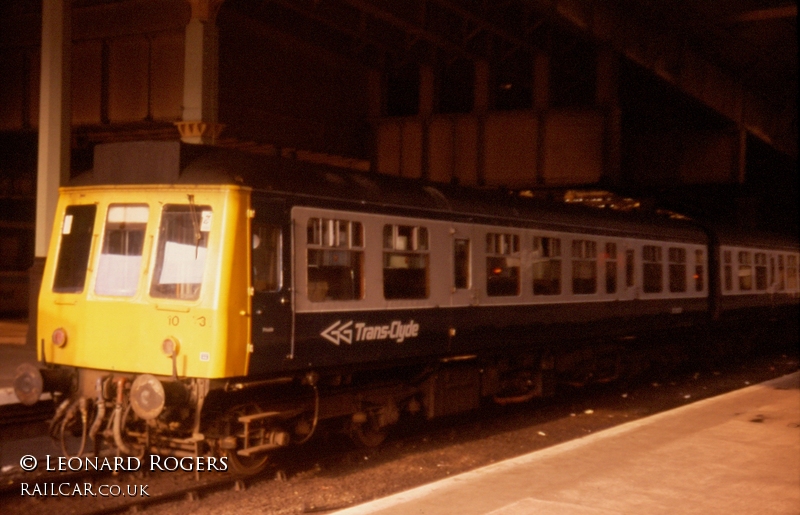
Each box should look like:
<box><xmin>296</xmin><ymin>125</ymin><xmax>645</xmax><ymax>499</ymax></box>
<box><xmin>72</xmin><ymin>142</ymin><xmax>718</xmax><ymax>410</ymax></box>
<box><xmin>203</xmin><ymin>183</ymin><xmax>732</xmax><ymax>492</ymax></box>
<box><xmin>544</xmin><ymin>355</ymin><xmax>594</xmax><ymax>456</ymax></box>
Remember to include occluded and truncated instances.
<box><xmin>95</xmin><ymin>204</ymin><xmax>148</xmax><ymax>297</ymax></box>
<box><xmin>53</xmin><ymin>205</ymin><xmax>97</xmax><ymax>293</ymax></box>
<box><xmin>150</xmin><ymin>204</ymin><xmax>211</xmax><ymax>301</ymax></box>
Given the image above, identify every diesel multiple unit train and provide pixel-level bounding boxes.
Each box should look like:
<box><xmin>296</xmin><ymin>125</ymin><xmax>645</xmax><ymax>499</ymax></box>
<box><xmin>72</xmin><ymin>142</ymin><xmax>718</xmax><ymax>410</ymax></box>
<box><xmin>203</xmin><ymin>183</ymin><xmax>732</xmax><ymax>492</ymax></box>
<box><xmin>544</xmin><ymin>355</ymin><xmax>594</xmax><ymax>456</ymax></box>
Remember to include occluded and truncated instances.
<box><xmin>14</xmin><ymin>141</ymin><xmax>799</xmax><ymax>473</ymax></box>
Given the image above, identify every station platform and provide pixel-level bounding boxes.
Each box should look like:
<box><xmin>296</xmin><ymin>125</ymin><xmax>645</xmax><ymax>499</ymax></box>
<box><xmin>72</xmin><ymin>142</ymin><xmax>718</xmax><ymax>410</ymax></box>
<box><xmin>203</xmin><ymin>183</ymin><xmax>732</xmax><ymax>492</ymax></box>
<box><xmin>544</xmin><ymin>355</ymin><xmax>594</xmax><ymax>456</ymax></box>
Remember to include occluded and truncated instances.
<box><xmin>334</xmin><ymin>372</ymin><xmax>800</xmax><ymax>515</ymax></box>
<box><xmin>0</xmin><ymin>320</ymin><xmax>34</xmax><ymax>406</ymax></box>
<box><xmin>0</xmin><ymin>320</ymin><xmax>36</xmax><ymax>406</ymax></box>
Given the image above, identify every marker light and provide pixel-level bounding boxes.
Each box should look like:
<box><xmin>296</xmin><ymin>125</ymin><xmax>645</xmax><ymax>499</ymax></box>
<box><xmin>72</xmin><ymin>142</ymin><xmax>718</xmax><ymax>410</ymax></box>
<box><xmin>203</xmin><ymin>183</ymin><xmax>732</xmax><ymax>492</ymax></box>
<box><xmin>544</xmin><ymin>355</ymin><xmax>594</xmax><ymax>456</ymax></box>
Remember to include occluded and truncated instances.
<box><xmin>162</xmin><ymin>337</ymin><xmax>179</xmax><ymax>357</ymax></box>
<box><xmin>52</xmin><ymin>328</ymin><xmax>67</xmax><ymax>347</ymax></box>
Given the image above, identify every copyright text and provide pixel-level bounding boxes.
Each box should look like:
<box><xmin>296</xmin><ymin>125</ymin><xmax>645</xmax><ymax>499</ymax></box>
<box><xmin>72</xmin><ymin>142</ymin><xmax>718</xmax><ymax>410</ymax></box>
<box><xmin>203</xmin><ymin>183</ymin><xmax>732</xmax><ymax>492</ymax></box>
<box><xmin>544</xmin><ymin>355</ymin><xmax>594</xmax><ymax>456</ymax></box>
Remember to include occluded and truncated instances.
<box><xmin>21</xmin><ymin>482</ymin><xmax>149</xmax><ymax>498</ymax></box>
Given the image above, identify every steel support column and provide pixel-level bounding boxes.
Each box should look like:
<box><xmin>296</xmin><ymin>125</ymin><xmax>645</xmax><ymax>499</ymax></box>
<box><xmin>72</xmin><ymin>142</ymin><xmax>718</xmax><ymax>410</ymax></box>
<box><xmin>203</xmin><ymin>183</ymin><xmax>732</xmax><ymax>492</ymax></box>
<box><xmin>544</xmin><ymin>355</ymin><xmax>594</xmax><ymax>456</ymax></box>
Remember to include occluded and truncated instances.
<box><xmin>32</xmin><ymin>0</ymin><xmax>72</xmax><ymax>346</ymax></box>
<box><xmin>175</xmin><ymin>0</ymin><xmax>224</xmax><ymax>144</ymax></box>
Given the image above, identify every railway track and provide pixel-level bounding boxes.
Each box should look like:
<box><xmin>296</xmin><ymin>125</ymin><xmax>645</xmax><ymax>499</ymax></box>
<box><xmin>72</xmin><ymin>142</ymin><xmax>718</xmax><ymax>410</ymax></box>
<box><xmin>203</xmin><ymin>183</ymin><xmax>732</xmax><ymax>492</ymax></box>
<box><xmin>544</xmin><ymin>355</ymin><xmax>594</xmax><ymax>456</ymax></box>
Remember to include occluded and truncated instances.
<box><xmin>0</xmin><ymin>399</ymin><xmax>54</xmax><ymax>428</ymax></box>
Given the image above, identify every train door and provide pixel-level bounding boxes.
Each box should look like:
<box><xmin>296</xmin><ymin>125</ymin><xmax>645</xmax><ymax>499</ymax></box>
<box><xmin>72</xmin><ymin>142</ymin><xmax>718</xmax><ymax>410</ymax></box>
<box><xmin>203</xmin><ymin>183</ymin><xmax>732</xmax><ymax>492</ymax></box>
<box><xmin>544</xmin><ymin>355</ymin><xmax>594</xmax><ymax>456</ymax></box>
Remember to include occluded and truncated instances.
<box><xmin>450</xmin><ymin>225</ymin><xmax>475</xmax><ymax>306</ymax></box>
<box><xmin>619</xmin><ymin>242</ymin><xmax>639</xmax><ymax>301</ymax></box>
<box><xmin>248</xmin><ymin>199</ymin><xmax>293</xmax><ymax>374</ymax></box>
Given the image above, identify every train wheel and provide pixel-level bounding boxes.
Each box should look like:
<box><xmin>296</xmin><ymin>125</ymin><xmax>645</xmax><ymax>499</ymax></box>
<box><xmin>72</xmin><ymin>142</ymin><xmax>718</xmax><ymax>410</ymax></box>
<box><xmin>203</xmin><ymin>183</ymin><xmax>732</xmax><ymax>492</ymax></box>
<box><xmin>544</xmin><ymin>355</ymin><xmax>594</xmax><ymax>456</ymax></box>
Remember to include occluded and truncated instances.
<box><xmin>224</xmin><ymin>405</ymin><xmax>270</xmax><ymax>476</ymax></box>
<box><xmin>349</xmin><ymin>414</ymin><xmax>388</xmax><ymax>448</ymax></box>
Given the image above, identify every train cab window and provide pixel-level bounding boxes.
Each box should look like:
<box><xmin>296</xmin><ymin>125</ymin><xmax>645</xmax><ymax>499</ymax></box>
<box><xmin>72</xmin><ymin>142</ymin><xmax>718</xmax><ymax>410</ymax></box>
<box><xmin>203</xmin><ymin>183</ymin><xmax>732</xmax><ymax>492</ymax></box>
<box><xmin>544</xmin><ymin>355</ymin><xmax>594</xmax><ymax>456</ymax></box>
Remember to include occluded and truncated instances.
<box><xmin>605</xmin><ymin>242</ymin><xmax>617</xmax><ymax>294</ymax></box>
<box><xmin>95</xmin><ymin>204</ymin><xmax>148</xmax><ymax>297</ymax></box>
<box><xmin>668</xmin><ymin>247</ymin><xmax>687</xmax><ymax>293</ymax></box>
<box><xmin>738</xmin><ymin>251</ymin><xmax>753</xmax><ymax>291</ymax></box>
<box><xmin>533</xmin><ymin>236</ymin><xmax>561</xmax><ymax>295</ymax></box>
<box><xmin>625</xmin><ymin>249</ymin><xmax>635</xmax><ymax>288</ymax></box>
<box><xmin>307</xmin><ymin>218</ymin><xmax>364</xmax><ymax>301</ymax></box>
<box><xmin>454</xmin><ymin>238</ymin><xmax>471</xmax><ymax>290</ymax></box>
<box><xmin>754</xmin><ymin>252</ymin><xmax>767</xmax><ymax>290</ymax></box>
<box><xmin>642</xmin><ymin>245</ymin><xmax>663</xmax><ymax>293</ymax></box>
<box><xmin>723</xmin><ymin>250</ymin><xmax>733</xmax><ymax>291</ymax></box>
<box><xmin>53</xmin><ymin>205</ymin><xmax>97</xmax><ymax>293</ymax></box>
<box><xmin>777</xmin><ymin>255</ymin><xmax>785</xmax><ymax>291</ymax></box>
<box><xmin>150</xmin><ymin>204</ymin><xmax>211</xmax><ymax>301</ymax></box>
<box><xmin>383</xmin><ymin>224</ymin><xmax>429</xmax><ymax>299</ymax></box>
<box><xmin>571</xmin><ymin>239</ymin><xmax>597</xmax><ymax>294</ymax></box>
<box><xmin>486</xmin><ymin>232</ymin><xmax>520</xmax><ymax>297</ymax></box>
<box><xmin>787</xmin><ymin>255</ymin><xmax>798</xmax><ymax>290</ymax></box>
<box><xmin>694</xmin><ymin>249</ymin><xmax>705</xmax><ymax>292</ymax></box>
<box><xmin>253</xmin><ymin>224</ymin><xmax>282</xmax><ymax>292</ymax></box>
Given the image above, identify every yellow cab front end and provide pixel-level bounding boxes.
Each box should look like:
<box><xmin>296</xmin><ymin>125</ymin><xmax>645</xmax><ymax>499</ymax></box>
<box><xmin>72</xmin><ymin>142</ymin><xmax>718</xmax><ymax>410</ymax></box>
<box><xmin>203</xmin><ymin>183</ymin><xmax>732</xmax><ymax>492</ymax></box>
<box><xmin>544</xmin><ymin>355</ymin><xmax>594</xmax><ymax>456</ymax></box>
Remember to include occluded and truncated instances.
<box><xmin>38</xmin><ymin>184</ymin><xmax>252</xmax><ymax>385</ymax></box>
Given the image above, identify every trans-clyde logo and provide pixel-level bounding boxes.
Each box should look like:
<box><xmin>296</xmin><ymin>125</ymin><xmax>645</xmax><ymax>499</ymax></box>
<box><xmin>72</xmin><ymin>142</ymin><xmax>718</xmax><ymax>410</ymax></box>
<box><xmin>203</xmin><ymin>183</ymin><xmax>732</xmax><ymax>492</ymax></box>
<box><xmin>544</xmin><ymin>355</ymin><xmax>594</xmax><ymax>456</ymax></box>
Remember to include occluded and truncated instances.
<box><xmin>320</xmin><ymin>319</ymin><xmax>420</xmax><ymax>345</ymax></box>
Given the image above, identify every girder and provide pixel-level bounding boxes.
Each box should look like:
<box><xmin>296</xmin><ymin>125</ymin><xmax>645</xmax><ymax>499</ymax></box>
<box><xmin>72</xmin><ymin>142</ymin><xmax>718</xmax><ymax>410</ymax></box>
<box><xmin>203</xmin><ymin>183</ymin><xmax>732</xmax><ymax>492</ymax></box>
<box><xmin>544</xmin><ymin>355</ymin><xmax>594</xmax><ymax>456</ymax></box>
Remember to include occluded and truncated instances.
<box><xmin>251</xmin><ymin>0</ymin><xmax>795</xmax><ymax>156</ymax></box>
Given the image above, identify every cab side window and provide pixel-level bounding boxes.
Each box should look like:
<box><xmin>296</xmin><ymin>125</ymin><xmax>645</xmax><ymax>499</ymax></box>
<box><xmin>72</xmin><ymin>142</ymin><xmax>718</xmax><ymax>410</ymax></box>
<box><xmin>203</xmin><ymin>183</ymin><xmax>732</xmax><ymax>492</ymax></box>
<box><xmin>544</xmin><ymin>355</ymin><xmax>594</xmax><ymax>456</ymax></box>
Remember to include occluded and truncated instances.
<box><xmin>253</xmin><ymin>223</ymin><xmax>282</xmax><ymax>292</ymax></box>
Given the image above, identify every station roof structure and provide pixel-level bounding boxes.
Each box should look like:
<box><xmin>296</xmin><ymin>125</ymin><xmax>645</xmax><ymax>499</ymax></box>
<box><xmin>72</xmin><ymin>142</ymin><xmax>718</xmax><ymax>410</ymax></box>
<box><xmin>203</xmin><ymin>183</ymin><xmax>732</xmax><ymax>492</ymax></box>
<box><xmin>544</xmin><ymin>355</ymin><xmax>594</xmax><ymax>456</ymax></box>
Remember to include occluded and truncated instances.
<box><xmin>211</xmin><ymin>0</ymin><xmax>796</xmax><ymax>157</ymax></box>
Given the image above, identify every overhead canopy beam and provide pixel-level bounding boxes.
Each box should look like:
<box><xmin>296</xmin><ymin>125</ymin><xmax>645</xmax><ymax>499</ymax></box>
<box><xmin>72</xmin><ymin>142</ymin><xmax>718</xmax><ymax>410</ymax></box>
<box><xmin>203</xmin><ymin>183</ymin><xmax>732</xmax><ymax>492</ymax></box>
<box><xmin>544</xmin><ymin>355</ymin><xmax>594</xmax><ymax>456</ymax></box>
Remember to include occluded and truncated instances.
<box><xmin>531</xmin><ymin>0</ymin><xmax>796</xmax><ymax>157</ymax></box>
<box><xmin>340</xmin><ymin>0</ymin><xmax>481</xmax><ymax>62</ymax></box>
<box><xmin>724</xmin><ymin>5</ymin><xmax>797</xmax><ymax>24</ymax></box>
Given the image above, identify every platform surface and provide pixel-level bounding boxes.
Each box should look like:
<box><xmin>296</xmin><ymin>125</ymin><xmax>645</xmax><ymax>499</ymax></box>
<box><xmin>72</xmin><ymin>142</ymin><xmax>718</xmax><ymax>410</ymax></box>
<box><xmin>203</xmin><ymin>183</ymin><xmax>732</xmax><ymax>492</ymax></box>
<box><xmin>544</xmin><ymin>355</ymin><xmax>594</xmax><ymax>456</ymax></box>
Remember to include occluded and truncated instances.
<box><xmin>0</xmin><ymin>321</ymin><xmax>35</xmax><ymax>406</ymax></box>
<box><xmin>333</xmin><ymin>372</ymin><xmax>800</xmax><ymax>515</ymax></box>
<box><xmin>0</xmin><ymin>320</ymin><xmax>27</xmax><ymax>346</ymax></box>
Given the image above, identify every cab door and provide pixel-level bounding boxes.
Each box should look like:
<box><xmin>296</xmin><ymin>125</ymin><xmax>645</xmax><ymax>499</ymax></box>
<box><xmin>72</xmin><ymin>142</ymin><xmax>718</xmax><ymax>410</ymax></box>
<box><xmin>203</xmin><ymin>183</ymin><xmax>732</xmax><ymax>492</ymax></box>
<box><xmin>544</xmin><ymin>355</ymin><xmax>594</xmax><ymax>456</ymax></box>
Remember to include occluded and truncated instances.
<box><xmin>248</xmin><ymin>199</ymin><xmax>293</xmax><ymax>375</ymax></box>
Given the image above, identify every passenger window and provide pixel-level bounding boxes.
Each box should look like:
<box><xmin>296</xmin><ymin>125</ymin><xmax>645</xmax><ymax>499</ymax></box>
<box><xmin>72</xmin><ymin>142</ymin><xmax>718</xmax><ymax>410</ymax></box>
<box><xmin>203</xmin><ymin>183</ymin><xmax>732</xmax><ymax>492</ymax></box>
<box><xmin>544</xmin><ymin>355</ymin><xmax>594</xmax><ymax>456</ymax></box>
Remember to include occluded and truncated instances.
<box><xmin>383</xmin><ymin>224</ymin><xmax>429</xmax><ymax>299</ymax></box>
<box><xmin>777</xmin><ymin>255</ymin><xmax>785</xmax><ymax>291</ymax></box>
<box><xmin>253</xmin><ymin>224</ymin><xmax>282</xmax><ymax>292</ymax></box>
<box><xmin>95</xmin><ymin>204</ymin><xmax>148</xmax><ymax>297</ymax></box>
<box><xmin>738</xmin><ymin>251</ymin><xmax>752</xmax><ymax>291</ymax></box>
<box><xmin>754</xmin><ymin>252</ymin><xmax>767</xmax><ymax>290</ymax></box>
<box><xmin>53</xmin><ymin>205</ymin><xmax>97</xmax><ymax>293</ymax></box>
<box><xmin>625</xmin><ymin>249</ymin><xmax>635</xmax><ymax>288</ymax></box>
<box><xmin>150</xmin><ymin>204</ymin><xmax>211</xmax><ymax>301</ymax></box>
<box><xmin>454</xmin><ymin>238</ymin><xmax>470</xmax><ymax>290</ymax></box>
<box><xmin>571</xmin><ymin>239</ymin><xmax>597</xmax><ymax>294</ymax></box>
<box><xmin>486</xmin><ymin>232</ymin><xmax>520</xmax><ymax>297</ymax></box>
<box><xmin>605</xmin><ymin>242</ymin><xmax>617</xmax><ymax>294</ymax></box>
<box><xmin>306</xmin><ymin>218</ymin><xmax>363</xmax><ymax>301</ymax></box>
<box><xmin>668</xmin><ymin>247</ymin><xmax>687</xmax><ymax>293</ymax></box>
<box><xmin>723</xmin><ymin>250</ymin><xmax>733</xmax><ymax>291</ymax></box>
<box><xmin>533</xmin><ymin>236</ymin><xmax>561</xmax><ymax>295</ymax></box>
<box><xmin>694</xmin><ymin>249</ymin><xmax>705</xmax><ymax>292</ymax></box>
<box><xmin>642</xmin><ymin>245</ymin><xmax>663</xmax><ymax>293</ymax></box>
<box><xmin>787</xmin><ymin>255</ymin><xmax>798</xmax><ymax>290</ymax></box>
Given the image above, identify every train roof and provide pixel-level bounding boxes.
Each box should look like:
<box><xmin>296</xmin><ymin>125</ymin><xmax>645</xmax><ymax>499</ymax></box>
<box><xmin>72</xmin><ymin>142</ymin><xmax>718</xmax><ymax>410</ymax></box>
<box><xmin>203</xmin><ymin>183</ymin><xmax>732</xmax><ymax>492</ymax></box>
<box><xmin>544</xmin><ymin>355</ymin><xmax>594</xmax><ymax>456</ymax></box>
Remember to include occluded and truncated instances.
<box><xmin>712</xmin><ymin>224</ymin><xmax>799</xmax><ymax>251</ymax></box>
<box><xmin>67</xmin><ymin>140</ymin><xmax>789</xmax><ymax>248</ymax></box>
